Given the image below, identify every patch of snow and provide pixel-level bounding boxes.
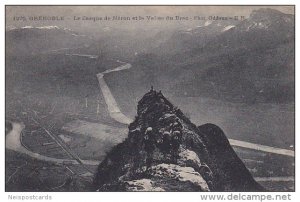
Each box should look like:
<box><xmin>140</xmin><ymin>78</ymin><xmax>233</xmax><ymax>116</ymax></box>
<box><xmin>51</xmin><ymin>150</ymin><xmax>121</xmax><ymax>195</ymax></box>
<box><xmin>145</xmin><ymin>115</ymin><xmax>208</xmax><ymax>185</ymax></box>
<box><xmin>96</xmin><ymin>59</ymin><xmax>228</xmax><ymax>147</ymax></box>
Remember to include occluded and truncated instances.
<box><xmin>21</xmin><ymin>26</ymin><xmax>34</xmax><ymax>29</ymax></box>
<box><xmin>125</xmin><ymin>179</ymin><xmax>165</xmax><ymax>191</ymax></box>
<box><xmin>103</xmin><ymin>27</ymin><xmax>111</xmax><ymax>32</ymax></box>
<box><xmin>246</xmin><ymin>21</ymin><xmax>270</xmax><ymax>31</ymax></box>
<box><xmin>63</xmin><ymin>27</ymin><xmax>72</xmax><ymax>31</ymax></box>
<box><xmin>204</xmin><ymin>21</ymin><xmax>212</xmax><ymax>26</ymax></box>
<box><xmin>19</xmin><ymin>26</ymin><xmax>74</xmax><ymax>31</ymax></box>
<box><xmin>20</xmin><ymin>25</ymin><xmax>60</xmax><ymax>30</ymax></box>
<box><xmin>36</xmin><ymin>26</ymin><xmax>59</xmax><ymax>30</ymax></box>
<box><xmin>222</xmin><ymin>25</ymin><xmax>235</xmax><ymax>32</ymax></box>
<box><xmin>6</xmin><ymin>25</ymin><xmax>17</xmax><ymax>30</ymax></box>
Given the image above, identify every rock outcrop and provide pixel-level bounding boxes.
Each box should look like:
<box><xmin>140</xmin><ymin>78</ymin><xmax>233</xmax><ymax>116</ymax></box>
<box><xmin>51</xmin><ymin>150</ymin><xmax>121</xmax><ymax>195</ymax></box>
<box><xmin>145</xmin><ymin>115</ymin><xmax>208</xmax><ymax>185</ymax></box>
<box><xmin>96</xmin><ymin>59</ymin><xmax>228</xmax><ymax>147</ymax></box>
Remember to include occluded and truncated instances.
<box><xmin>93</xmin><ymin>90</ymin><xmax>264</xmax><ymax>191</ymax></box>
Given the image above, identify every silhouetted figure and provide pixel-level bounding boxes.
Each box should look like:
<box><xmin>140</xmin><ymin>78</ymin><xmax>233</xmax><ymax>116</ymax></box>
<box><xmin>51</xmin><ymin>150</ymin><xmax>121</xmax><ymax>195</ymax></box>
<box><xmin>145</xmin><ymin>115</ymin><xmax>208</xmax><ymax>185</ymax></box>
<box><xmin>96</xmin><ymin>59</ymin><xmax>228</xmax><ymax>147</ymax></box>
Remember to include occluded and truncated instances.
<box><xmin>150</xmin><ymin>86</ymin><xmax>154</xmax><ymax>92</ymax></box>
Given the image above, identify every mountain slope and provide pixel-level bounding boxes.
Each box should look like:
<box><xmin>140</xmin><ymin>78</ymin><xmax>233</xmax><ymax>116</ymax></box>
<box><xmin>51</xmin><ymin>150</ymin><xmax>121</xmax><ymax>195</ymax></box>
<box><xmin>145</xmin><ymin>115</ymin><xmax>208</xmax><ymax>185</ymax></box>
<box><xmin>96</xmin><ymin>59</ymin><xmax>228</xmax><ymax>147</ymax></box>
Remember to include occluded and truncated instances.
<box><xmin>156</xmin><ymin>18</ymin><xmax>240</xmax><ymax>56</ymax></box>
<box><xmin>139</xmin><ymin>8</ymin><xmax>294</xmax><ymax>104</ymax></box>
<box><xmin>93</xmin><ymin>90</ymin><xmax>263</xmax><ymax>191</ymax></box>
<box><xmin>6</xmin><ymin>26</ymin><xmax>93</xmax><ymax>56</ymax></box>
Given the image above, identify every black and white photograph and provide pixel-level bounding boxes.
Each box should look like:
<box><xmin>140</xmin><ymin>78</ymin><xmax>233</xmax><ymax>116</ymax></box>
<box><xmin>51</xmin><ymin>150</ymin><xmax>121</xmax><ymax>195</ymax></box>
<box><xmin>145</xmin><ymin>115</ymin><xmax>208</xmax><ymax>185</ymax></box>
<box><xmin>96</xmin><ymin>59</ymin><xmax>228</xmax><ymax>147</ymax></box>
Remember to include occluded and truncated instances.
<box><xmin>4</xmin><ymin>5</ymin><xmax>295</xmax><ymax>193</ymax></box>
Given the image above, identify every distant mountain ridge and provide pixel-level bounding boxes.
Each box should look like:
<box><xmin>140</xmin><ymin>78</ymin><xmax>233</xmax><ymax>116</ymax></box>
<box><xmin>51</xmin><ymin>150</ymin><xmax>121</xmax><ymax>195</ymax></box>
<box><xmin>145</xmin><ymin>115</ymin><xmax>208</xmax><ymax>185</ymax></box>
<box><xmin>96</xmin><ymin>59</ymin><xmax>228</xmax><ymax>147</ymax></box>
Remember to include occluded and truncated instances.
<box><xmin>5</xmin><ymin>8</ymin><xmax>294</xmax><ymax>104</ymax></box>
<box><xmin>133</xmin><ymin>8</ymin><xmax>295</xmax><ymax>104</ymax></box>
<box><xmin>6</xmin><ymin>26</ymin><xmax>93</xmax><ymax>56</ymax></box>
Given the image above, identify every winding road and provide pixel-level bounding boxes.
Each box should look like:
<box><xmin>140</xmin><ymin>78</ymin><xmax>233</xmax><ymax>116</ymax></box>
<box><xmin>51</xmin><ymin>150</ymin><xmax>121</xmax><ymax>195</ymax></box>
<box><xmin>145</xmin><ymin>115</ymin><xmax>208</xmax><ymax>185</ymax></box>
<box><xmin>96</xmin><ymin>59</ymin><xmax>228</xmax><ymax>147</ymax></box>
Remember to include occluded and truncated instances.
<box><xmin>96</xmin><ymin>63</ymin><xmax>132</xmax><ymax>125</ymax></box>
<box><xmin>229</xmin><ymin>139</ymin><xmax>294</xmax><ymax>157</ymax></box>
<box><xmin>6</xmin><ymin>61</ymin><xmax>294</xmax><ymax>170</ymax></box>
<box><xmin>97</xmin><ymin>62</ymin><xmax>295</xmax><ymax>184</ymax></box>
<box><xmin>6</xmin><ymin>122</ymin><xmax>100</xmax><ymax>166</ymax></box>
<box><xmin>97</xmin><ymin>62</ymin><xmax>295</xmax><ymax>158</ymax></box>
<box><xmin>5</xmin><ymin>63</ymin><xmax>133</xmax><ymax>166</ymax></box>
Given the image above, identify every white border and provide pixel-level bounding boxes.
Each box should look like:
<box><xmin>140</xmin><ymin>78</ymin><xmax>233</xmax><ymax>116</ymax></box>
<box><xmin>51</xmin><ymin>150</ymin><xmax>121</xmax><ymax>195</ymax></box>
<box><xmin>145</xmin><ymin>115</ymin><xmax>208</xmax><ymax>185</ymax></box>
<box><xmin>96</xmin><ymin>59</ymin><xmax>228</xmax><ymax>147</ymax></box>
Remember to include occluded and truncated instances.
<box><xmin>0</xmin><ymin>1</ymin><xmax>298</xmax><ymax>202</ymax></box>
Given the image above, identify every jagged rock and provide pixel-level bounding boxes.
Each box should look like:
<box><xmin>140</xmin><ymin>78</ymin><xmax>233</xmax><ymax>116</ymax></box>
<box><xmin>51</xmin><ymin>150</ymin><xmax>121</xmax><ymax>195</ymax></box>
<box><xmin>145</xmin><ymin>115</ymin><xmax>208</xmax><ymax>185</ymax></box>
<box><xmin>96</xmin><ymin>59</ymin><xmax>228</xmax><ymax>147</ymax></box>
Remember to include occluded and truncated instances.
<box><xmin>124</xmin><ymin>179</ymin><xmax>165</xmax><ymax>191</ymax></box>
<box><xmin>93</xmin><ymin>90</ymin><xmax>264</xmax><ymax>191</ymax></box>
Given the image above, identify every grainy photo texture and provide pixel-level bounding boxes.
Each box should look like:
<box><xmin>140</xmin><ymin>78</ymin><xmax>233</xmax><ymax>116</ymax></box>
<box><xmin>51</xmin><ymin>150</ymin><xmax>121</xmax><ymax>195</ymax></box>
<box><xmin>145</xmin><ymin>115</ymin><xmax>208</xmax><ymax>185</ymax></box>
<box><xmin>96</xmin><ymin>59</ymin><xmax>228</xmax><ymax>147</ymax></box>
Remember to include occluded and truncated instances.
<box><xmin>5</xmin><ymin>5</ymin><xmax>295</xmax><ymax>192</ymax></box>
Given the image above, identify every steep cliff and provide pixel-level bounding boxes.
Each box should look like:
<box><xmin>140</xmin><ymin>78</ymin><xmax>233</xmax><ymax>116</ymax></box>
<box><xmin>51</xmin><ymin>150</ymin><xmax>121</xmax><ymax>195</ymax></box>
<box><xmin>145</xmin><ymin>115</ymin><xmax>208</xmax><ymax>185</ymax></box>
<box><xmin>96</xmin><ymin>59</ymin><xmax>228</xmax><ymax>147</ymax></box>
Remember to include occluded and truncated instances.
<box><xmin>94</xmin><ymin>90</ymin><xmax>264</xmax><ymax>191</ymax></box>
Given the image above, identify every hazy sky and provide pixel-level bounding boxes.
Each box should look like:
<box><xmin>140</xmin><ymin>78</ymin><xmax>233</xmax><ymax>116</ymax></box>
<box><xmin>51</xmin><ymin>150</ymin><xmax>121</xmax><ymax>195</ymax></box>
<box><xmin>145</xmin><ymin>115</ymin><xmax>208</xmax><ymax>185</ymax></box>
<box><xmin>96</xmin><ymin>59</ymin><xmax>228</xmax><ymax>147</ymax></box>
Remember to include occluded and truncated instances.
<box><xmin>6</xmin><ymin>6</ymin><xmax>294</xmax><ymax>33</ymax></box>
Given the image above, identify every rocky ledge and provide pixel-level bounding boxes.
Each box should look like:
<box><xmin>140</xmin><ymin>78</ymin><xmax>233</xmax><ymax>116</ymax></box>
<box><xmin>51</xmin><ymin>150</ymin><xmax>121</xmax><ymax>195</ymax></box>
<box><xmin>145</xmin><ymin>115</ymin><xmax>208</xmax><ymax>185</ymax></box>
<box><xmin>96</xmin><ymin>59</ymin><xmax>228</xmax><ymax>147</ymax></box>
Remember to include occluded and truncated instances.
<box><xmin>93</xmin><ymin>90</ymin><xmax>264</xmax><ymax>191</ymax></box>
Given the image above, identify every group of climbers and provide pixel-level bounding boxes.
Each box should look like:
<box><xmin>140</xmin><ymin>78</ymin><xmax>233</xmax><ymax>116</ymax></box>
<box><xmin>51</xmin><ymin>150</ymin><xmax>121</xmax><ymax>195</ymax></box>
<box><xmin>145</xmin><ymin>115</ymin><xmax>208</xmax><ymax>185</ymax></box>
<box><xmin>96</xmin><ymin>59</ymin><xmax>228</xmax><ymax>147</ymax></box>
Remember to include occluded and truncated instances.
<box><xmin>143</xmin><ymin>116</ymin><xmax>183</xmax><ymax>155</ymax></box>
<box><xmin>128</xmin><ymin>87</ymin><xmax>184</xmax><ymax>155</ymax></box>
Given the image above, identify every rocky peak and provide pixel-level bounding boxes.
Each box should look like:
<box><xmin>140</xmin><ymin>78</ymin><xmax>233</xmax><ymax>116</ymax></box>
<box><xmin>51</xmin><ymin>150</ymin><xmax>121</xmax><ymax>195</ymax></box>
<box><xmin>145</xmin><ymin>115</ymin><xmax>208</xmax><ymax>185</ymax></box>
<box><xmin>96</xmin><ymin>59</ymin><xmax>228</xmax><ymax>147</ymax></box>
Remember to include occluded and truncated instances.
<box><xmin>242</xmin><ymin>8</ymin><xmax>294</xmax><ymax>31</ymax></box>
<box><xmin>93</xmin><ymin>90</ymin><xmax>264</xmax><ymax>191</ymax></box>
<box><xmin>250</xmin><ymin>8</ymin><xmax>288</xmax><ymax>19</ymax></box>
